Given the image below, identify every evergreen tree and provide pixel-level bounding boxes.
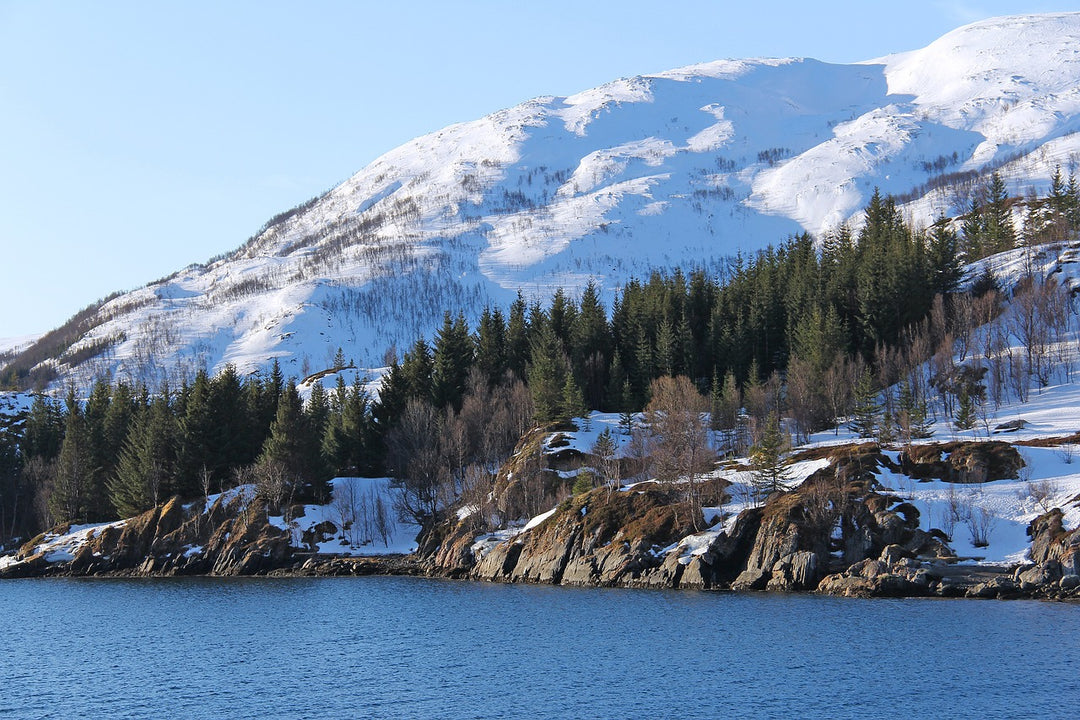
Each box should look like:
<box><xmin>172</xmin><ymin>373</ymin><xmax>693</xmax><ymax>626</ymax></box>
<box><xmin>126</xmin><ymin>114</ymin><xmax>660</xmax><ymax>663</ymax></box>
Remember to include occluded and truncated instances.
<box><xmin>749</xmin><ymin>412</ymin><xmax>790</xmax><ymax>498</ymax></box>
<box><xmin>984</xmin><ymin>172</ymin><xmax>1016</xmax><ymax>255</ymax></box>
<box><xmin>850</xmin><ymin>369</ymin><xmax>881</xmax><ymax>439</ymax></box>
<box><xmin>954</xmin><ymin>384</ymin><xmax>976</xmax><ymax>430</ymax></box>
<box><xmin>108</xmin><ymin>393</ymin><xmax>177</xmax><ymax>517</ymax></box>
<box><xmin>561</xmin><ymin>374</ymin><xmax>587</xmax><ymax>424</ymax></box>
<box><xmin>548</xmin><ymin>288</ymin><xmax>576</xmax><ymax>351</ymax></box>
<box><xmin>506</xmin><ymin>292</ymin><xmax>530</xmax><ymax>380</ymax></box>
<box><xmin>961</xmin><ymin>196</ymin><xmax>986</xmax><ymax>260</ymax></box>
<box><xmin>926</xmin><ymin>215</ymin><xmax>964</xmax><ymax>296</ymax></box>
<box><xmin>527</xmin><ymin>324</ymin><xmax>569</xmax><ymax>424</ymax></box>
<box><xmin>431</xmin><ymin>311</ymin><xmax>473</xmax><ymax>411</ymax></box>
<box><xmin>400</xmin><ymin>338</ymin><xmax>434</xmax><ymax>403</ymax></box>
<box><xmin>897</xmin><ymin>379</ymin><xmax>932</xmax><ymax>444</ymax></box>
<box><xmin>570</xmin><ymin>280</ymin><xmax>610</xmax><ymax>408</ymax></box>
<box><xmin>474</xmin><ymin>306</ymin><xmax>508</xmax><ymax>385</ymax></box>
<box><xmin>21</xmin><ymin>395</ymin><xmax>64</xmax><ymax>462</ymax></box>
<box><xmin>307</xmin><ymin>380</ymin><xmax>331</xmax><ymax>447</ymax></box>
<box><xmin>260</xmin><ymin>381</ymin><xmax>326</xmax><ymax>501</ymax></box>
<box><xmin>50</xmin><ymin>388</ymin><xmax>93</xmax><ymax>524</ymax></box>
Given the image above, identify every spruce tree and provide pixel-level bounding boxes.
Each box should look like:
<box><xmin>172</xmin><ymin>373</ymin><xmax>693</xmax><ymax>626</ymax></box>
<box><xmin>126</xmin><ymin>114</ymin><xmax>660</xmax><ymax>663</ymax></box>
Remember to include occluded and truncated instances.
<box><xmin>927</xmin><ymin>215</ymin><xmax>963</xmax><ymax>296</ymax></box>
<box><xmin>431</xmin><ymin>311</ymin><xmax>473</xmax><ymax>411</ymax></box>
<box><xmin>954</xmin><ymin>385</ymin><xmax>976</xmax><ymax>430</ymax></box>
<box><xmin>561</xmin><ymin>374</ymin><xmax>587</xmax><ymax>424</ymax></box>
<box><xmin>984</xmin><ymin>172</ymin><xmax>1016</xmax><ymax>255</ymax></box>
<box><xmin>750</xmin><ymin>412</ymin><xmax>790</xmax><ymax>498</ymax></box>
<box><xmin>506</xmin><ymin>292</ymin><xmax>530</xmax><ymax>380</ymax></box>
<box><xmin>850</xmin><ymin>369</ymin><xmax>880</xmax><ymax>439</ymax></box>
<box><xmin>260</xmin><ymin>381</ymin><xmax>325</xmax><ymax>500</ymax></box>
<box><xmin>474</xmin><ymin>306</ymin><xmax>508</xmax><ymax>386</ymax></box>
<box><xmin>527</xmin><ymin>324</ymin><xmax>569</xmax><ymax>424</ymax></box>
<box><xmin>50</xmin><ymin>388</ymin><xmax>93</xmax><ymax>524</ymax></box>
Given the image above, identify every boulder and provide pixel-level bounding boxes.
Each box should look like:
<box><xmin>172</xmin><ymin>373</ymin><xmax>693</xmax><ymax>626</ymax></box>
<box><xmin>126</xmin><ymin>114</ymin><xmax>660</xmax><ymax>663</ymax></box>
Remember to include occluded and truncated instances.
<box><xmin>731</xmin><ymin>567</ymin><xmax>770</xmax><ymax>591</ymax></box>
<box><xmin>880</xmin><ymin>544</ymin><xmax>910</xmax><ymax>565</ymax></box>
<box><xmin>766</xmin><ymin>551</ymin><xmax>820</xmax><ymax>592</ymax></box>
<box><xmin>1016</xmin><ymin>562</ymin><xmax>1062</xmax><ymax>591</ymax></box>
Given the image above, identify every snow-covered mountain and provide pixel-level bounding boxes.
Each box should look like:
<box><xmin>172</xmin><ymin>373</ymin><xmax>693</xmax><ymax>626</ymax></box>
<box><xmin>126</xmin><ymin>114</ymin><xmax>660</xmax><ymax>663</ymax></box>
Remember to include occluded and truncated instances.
<box><xmin>12</xmin><ymin>13</ymin><xmax>1080</xmax><ymax>390</ymax></box>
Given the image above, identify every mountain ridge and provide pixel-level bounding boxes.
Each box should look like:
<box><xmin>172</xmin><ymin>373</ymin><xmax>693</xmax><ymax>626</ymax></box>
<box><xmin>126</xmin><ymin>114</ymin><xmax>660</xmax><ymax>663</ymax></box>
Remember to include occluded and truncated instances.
<box><xmin>6</xmin><ymin>12</ymin><xmax>1080</xmax><ymax>391</ymax></box>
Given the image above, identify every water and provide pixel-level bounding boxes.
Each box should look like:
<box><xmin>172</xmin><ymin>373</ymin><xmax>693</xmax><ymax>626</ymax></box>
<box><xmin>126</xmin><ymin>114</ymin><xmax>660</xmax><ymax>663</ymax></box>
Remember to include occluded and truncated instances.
<box><xmin>2</xmin><ymin>577</ymin><xmax>1078</xmax><ymax>719</ymax></box>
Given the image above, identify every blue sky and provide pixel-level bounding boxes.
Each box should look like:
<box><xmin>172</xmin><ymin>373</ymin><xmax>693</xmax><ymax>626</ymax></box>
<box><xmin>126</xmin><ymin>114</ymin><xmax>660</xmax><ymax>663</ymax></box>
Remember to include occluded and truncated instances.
<box><xmin>1</xmin><ymin>0</ymin><xmax>1076</xmax><ymax>338</ymax></box>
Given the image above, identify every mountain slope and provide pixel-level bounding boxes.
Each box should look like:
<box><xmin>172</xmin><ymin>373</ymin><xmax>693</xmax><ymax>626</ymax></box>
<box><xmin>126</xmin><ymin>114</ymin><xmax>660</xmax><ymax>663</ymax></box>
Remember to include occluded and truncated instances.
<box><xmin>10</xmin><ymin>12</ymin><xmax>1080</xmax><ymax>390</ymax></box>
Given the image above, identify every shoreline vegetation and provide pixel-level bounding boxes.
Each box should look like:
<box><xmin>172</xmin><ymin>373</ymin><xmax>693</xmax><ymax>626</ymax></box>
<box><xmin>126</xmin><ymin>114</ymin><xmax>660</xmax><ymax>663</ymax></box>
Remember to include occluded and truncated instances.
<box><xmin>3</xmin><ymin>439</ymin><xmax>1077</xmax><ymax>602</ymax></box>
<box><xmin>3</xmin><ymin>188</ymin><xmax>1080</xmax><ymax>602</ymax></box>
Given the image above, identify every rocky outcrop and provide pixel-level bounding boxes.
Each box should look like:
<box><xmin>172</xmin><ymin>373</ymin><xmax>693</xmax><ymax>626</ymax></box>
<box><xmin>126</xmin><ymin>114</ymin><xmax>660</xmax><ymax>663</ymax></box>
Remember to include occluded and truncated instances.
<box><xmin>470</xmin><ymin>486</ymin><xmax>709</xmax><ymax>588</ymax></box>
<box><xmin>425</xmin><ymin>443</ymin><xmax>990</xmax><ymax>596</ymax></box>
<box><xmin>897</xmin><ymin>441</ymin><xmax>1025</xmax><ymax>483</ymax></box>
<box><xmin>0</xmin><ymin>492</ymin><xmax>297</xmax><ymax>578</ymax></box>
<box><xmin>1005</xmin><ymin>509</ymin><xmax>1080</xmax><ymax>599</ymax></box>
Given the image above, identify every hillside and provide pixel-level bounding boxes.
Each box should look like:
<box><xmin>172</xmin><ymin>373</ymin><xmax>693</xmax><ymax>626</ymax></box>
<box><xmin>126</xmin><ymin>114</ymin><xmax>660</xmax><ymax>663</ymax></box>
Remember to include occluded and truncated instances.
<box><xmin>5</xmin><ymin>13</ymin><xmax>1080</xmax><ymax>391</ymax></box>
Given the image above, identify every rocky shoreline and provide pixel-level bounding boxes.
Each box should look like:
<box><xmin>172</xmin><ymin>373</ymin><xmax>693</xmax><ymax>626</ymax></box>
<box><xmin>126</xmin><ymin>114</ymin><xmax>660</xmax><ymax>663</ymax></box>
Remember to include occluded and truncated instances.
<box><xmin>3</xmin><ymin>444</ymin><xmax>1078</xmax><ymax>602</ymax></box>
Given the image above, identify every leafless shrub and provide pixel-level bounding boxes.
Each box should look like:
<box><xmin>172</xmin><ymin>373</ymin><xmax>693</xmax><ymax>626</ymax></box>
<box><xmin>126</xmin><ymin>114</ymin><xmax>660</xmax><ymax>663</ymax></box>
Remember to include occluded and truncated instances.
<box><xmin>965</xmin><ymin>499</ymin><xmax>998</xmax><ymax>548</ymax></box>
<box><xmin>1028</xmin><ymin>478</ymin><xmax>1060</xmax><ymax>514</ymax></box>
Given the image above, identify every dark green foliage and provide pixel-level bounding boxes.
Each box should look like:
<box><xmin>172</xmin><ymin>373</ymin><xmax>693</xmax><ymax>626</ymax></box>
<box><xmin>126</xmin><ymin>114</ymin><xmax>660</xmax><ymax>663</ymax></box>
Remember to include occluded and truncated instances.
<box><xmin>50</xmin><ymin>388</ymin><xmax>94</xmax><ymax>524</ymax></box>
<box><xmin>474</xmin><ymin>306</ymin><xmax>508</xmax><ymax>385</ymax></box>
<box><xmin>108</xmin><ymin>393</ymin><xmax>177</xmax><ymax>518</ymax></box>
<box><xmin>431</xmin><ymin>312</ymin><xmax>473</xmax><ymax>411</ymax></box>
<box><xmin>750</xmin><ymin>412</ymin><xmax>790</xmax><ymax>497</ymax></box>
<box><xmin>527</xmin><ymin>323</ymin><xmax>571</xmax><ymax>424</ymax></box>
<box><xmin>260</xmin><ymin>381</ymin><xmax>327</xmax><ymax>501</ymax></box>
<box><xmin>850</xmin><ymin>369</ymin><xmax>880</xmax><ymax>439</ymax></box>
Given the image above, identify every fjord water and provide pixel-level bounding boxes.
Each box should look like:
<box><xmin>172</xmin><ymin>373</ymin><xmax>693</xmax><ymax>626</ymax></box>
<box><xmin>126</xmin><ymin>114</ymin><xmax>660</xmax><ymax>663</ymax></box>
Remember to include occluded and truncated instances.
<box><xmin>2</xmin><ymin>578</ymin><xmax>1077</xmax><ymax>719</ymax></box>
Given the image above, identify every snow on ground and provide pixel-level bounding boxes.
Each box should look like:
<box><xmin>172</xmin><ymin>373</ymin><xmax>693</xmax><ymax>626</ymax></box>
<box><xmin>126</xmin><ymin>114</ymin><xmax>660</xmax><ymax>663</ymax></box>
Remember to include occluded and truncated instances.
<box><xmin>0</xmin><ymin>391</ymin><xmax>35</xmax><ymax>421</ymax></box>
<box><xmin>0</xmin><ymin>520</ymin><xmax>127</xmax><ymax>569</ymax></box>
<box><xmin>31</xmin><ymin>14</ymin><xmax>1080</xmax><ymax>394</ymax></box>
<box><xmin>876</xmin><ymin>446</ymin><xmax>1080</xmax><ymax>565</ymax></box>
<box><xmin>0</xmin><ymin>334</ymin><xmax>42</xmax><ymax>356</ymax></box>
<box><xmin>268</xmin><ymin>477</ymin><xmax>420</xmax><ymax>556</ymax></box>
<box><xmin>0</xmin><ymin>478</ymin><xmax>420</xmax><ymax>570</ymax></box>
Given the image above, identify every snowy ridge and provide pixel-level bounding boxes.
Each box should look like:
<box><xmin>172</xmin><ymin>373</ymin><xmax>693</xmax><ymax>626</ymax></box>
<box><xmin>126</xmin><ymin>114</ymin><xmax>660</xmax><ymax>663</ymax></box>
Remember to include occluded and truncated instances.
<box><xmin>15</xmin><ymin>12</ymin><xmax>1080</xmax><ymax>390</ymax></box>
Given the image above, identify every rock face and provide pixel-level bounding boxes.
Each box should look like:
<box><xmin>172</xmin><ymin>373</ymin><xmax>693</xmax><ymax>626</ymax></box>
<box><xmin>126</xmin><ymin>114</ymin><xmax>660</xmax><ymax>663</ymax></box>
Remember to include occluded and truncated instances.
<box><xmin>897</xmin><ymin>441</ymin><xmax>1025</xmax><ymax>483</ymax></box>
<box><xmin>1012</xmin><ymin>508</ymin><xmax>1080</xmax><ymax>599</ymax></box>
<box><xmin>0</xmin><ymin>492</ymin><xmax>296</xmax><ymax>578</ymax></box>
<box><xmin>425</xmin><ymin>443</ymin><xmax>1004</xmax><ymax>596</ymax></box>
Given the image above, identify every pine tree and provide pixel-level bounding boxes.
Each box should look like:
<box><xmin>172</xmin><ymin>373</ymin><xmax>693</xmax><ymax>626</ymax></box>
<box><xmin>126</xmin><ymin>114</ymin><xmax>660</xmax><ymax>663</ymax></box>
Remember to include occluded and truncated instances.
<box><xmin>108</xmin><ymin>393</ymin><xmax>177</xmax><ymax>518</ymax></box>
<box><xmin>961</xmin><ymin>196</ymin><xmax>986</xmax><ymax>261</ymax></box>
<box><xmin>591</xmin><ymin>428</ymin><xmax>618</xmax><ymax>489</ymax></box>
<box><xmin>260</xmin><ymin>381</ymin><xmax>325</xmax><ymax>500</ymax></box>
<box><xmin>850</xmin><ymin>369</ymin><xmax>880</xmax><ymax>439</ymax></box>
<box><xmin>506</xmin><ymin>292</ymin><xmax>530</xmax><ymax>380</ymax></box>
<box><xmin>654</xmin><ymin>319</ymin><xmax>676</xmax><ymax>377</ymax></box>
<box><xmin>400</xmin><ymin>338</ymin><xmax>434</xmax><ymax>403</ymax></box>
<box><xmin>954</xmin><ymin>384</ymin><xmax>976</xmax><ymax>430</ymax></box>
<box><xmin>527</xmin><ymin>324</ymin><xmax>569</xmax><ymax>424</ymax></box>
<box><xmin>431</xmin><ymin>312</ymin><xmax>473</xmax><ymax>411</ymax></box>
<box><xmin>474</xmin><ymin>306</ymin><xmax>508</xmax><ymax>385</ymax></box>
<box><xmin>749</xmin><ymin>412</ymin><xmax>790</xmax><ymax>498</ymax></box>
<box><xmin>561</xmin><ymin>374</ymin><xmax>587</xmax><ymax>424</ymax></box>
<box><xmin>21</xmin><ymin>395</ymin><xmax>64</xmax><ymax>462</ymax></box>
<box><xmin>50</xmin><ymin>388</ymin><xmax>93</xmax><ymax>524</ymax></box>
<box><xmin>926</xmin><ymin>215</ymin><xmax>964</xmax><ymax>296</ymax></box>
<box><xmin>570</xmin><ymin>279</ymin><xmax>610</xmax><ymax>408</ymax></box>
<box><xmin>984</xmin><ymin>172</ymin><xmax>1016</xmax><ymax>254</ymax></box>
<box><xmin>897</xmin><ymin>379</ymin><xmax>932</xmax><ymax>444</ymax></box>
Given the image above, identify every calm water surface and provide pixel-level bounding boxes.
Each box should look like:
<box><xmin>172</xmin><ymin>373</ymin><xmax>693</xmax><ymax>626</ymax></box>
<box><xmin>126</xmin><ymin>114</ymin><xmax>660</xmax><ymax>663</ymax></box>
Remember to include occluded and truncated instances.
<box><xmin>1</xmin><ymin>576</ymin><xmax>1078</xmax><ymax>719</ymax></box>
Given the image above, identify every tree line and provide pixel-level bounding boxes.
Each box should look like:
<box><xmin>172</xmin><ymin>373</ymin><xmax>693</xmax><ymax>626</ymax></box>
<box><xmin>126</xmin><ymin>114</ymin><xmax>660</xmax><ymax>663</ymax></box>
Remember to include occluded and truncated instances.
<box><xmin>2</xmin><ymin>176</ymin><xmax>1078</xmax><ymax>544</ymax></box>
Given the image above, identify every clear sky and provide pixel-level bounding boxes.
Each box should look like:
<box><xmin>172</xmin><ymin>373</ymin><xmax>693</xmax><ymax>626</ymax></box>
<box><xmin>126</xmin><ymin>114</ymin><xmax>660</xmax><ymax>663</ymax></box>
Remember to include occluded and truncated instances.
<box><xmin>1</xmin><ymin>0</ymin><xmax>1076</xmax><ymax>339</ymax></box>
